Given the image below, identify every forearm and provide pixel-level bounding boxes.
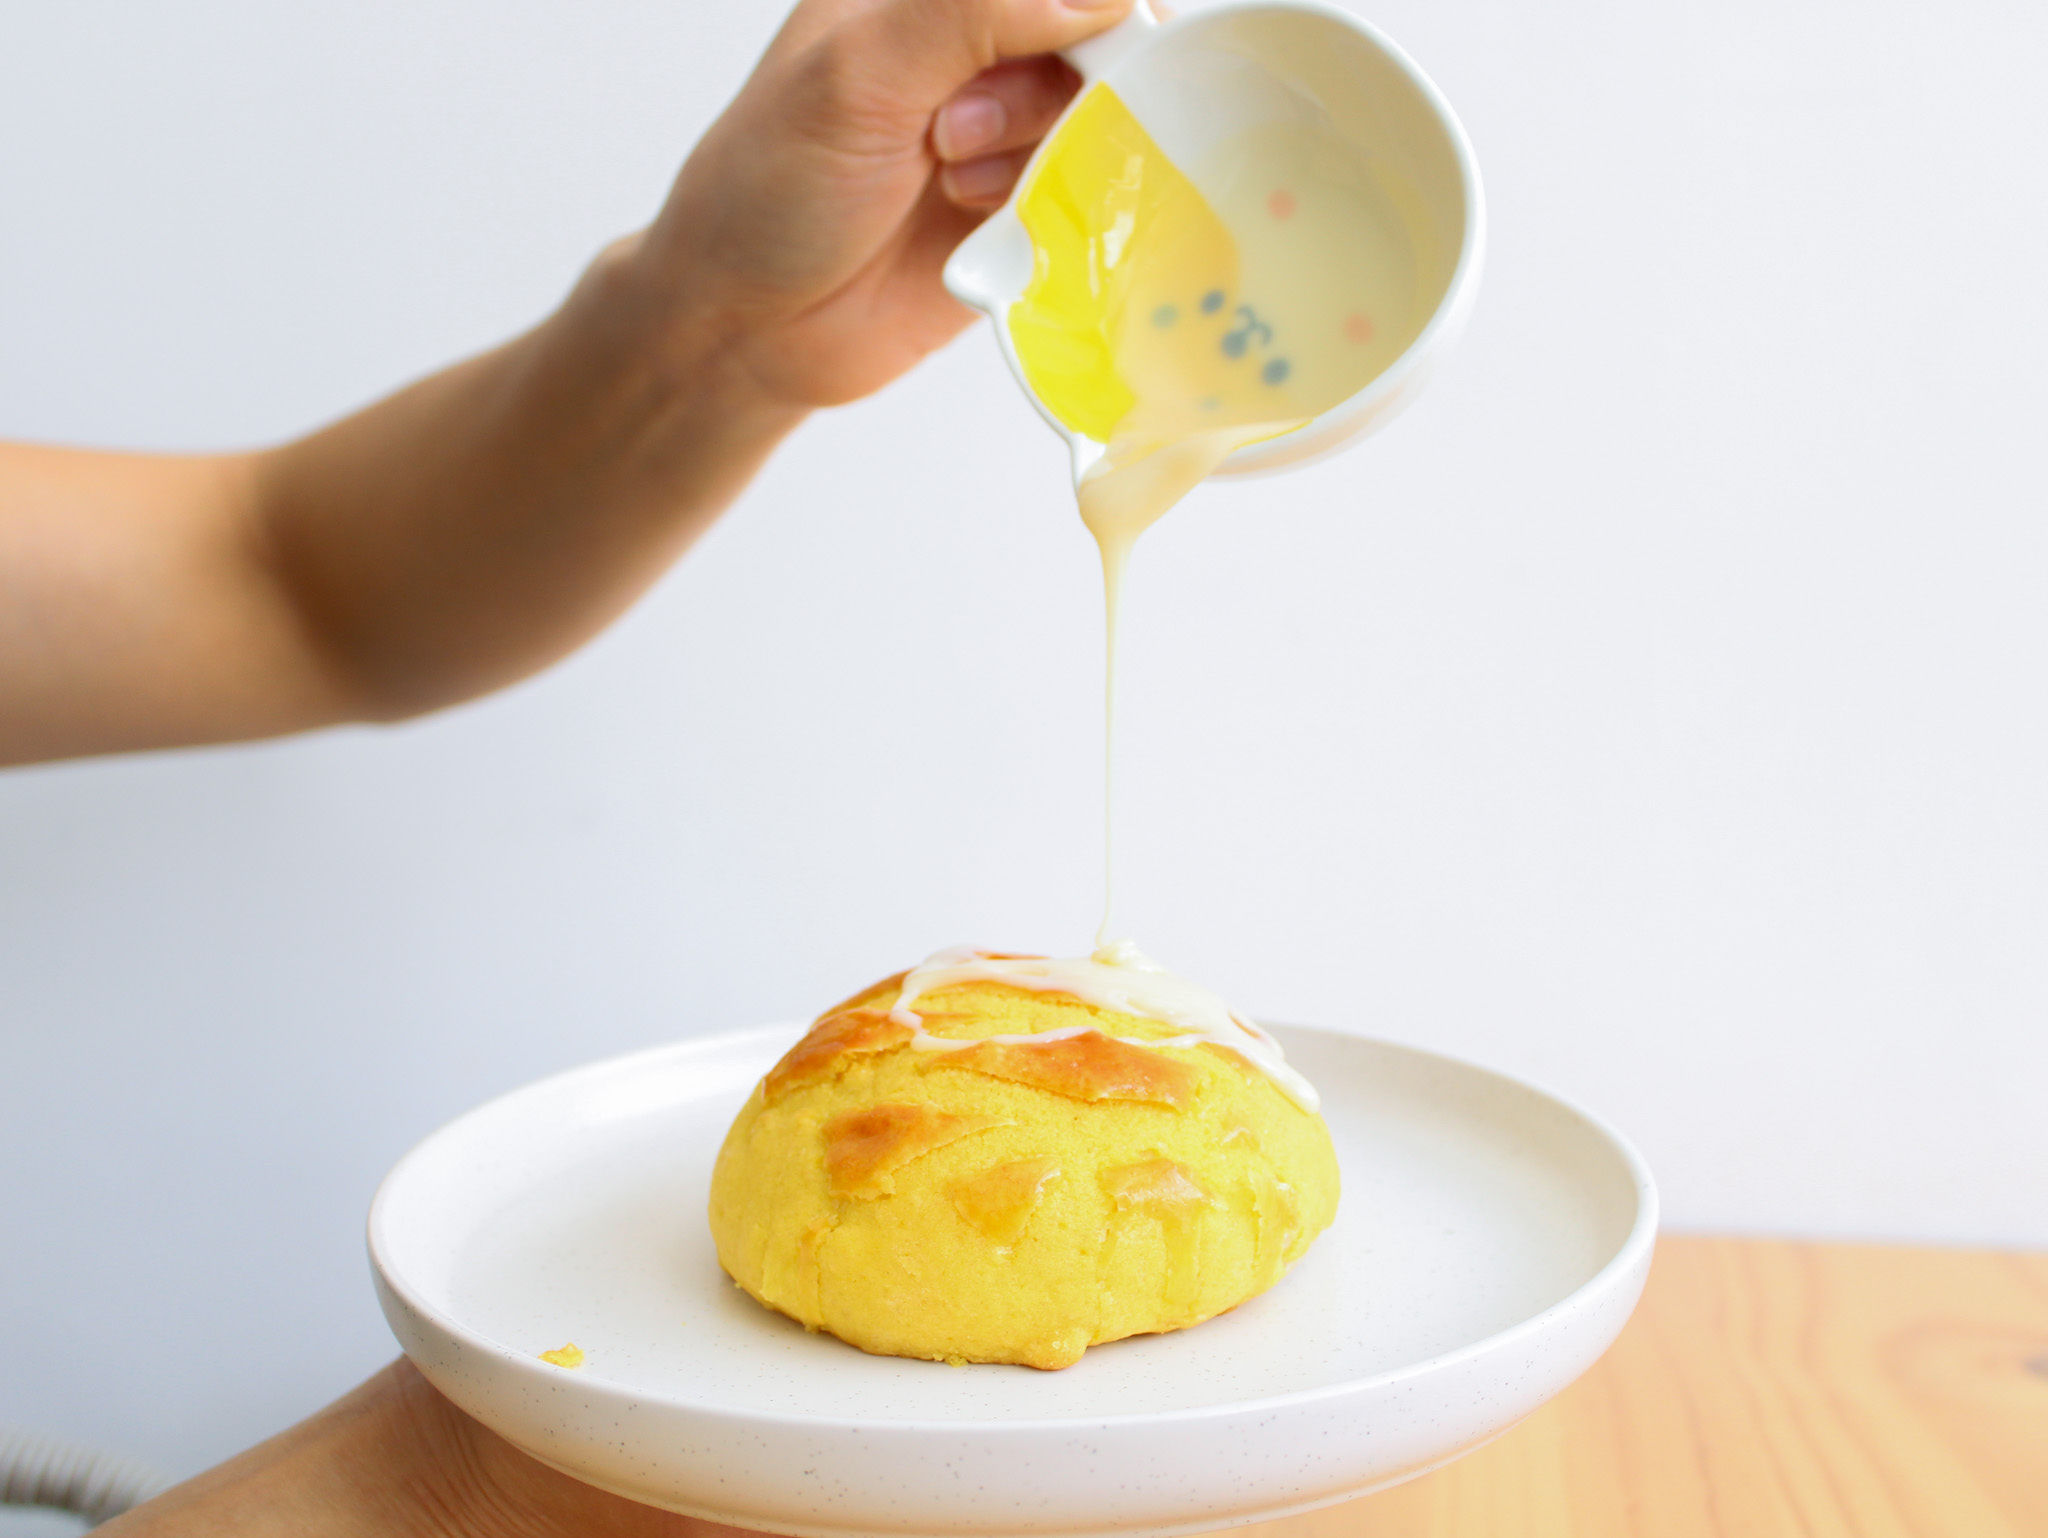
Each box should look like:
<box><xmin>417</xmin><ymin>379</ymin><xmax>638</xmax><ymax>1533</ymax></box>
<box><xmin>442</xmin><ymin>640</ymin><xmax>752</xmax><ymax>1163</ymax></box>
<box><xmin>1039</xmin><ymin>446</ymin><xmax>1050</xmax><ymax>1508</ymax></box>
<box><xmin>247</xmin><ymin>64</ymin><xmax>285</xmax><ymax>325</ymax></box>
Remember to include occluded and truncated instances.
<box><xmin>0</xmin><ymin>240</ymin><xmax>802</xmax><ymax>766</ymax></box>
<box><xmin>1</xmin><ymin>0</ymin><xmax>1114</xmax><ymax>768</ymax></box>
<box><xmin>0</xmin><ymin>443</ymin><xmax>311</xmax><ymax>764</ymax></box>
<box><xmin>257</xmin><ymin>239</ymin><xmax>805</xmax><ymax>720</ymax></box>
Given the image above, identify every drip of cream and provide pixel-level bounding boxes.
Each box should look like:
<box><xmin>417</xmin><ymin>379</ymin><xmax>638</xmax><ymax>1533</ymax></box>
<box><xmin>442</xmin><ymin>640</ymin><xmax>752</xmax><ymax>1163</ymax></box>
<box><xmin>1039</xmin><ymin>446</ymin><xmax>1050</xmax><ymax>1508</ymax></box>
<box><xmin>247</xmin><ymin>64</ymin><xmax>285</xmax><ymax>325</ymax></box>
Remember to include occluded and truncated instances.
<box><xmin>1008</xmin><ymin>85</ymin><xmax>1407</xmax><ymax>942</ymax></box>
<box><xmin>887</xmin><ymin>942</ymin><xmax>1319</xmax><ymax>1111</ymax></box>
<box><xmin>1079</xmin><ymin>421</ymin><xmax>1292</xmax><ymax>945</ymax></box>
<box><xmin>979</xmin><ymin>86</ymin><xmax>1417</xmax><ymax>1107</ymax></box>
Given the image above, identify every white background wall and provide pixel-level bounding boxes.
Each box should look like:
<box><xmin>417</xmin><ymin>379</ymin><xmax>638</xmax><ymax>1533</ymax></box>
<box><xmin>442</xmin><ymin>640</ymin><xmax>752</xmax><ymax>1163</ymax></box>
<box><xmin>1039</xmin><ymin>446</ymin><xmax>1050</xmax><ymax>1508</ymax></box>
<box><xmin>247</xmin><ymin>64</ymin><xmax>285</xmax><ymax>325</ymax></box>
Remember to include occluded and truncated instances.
<box><xmin>4</xmin><ymin>0</ymin><xmax>2045</xmax><ymax>1498</ymax></box>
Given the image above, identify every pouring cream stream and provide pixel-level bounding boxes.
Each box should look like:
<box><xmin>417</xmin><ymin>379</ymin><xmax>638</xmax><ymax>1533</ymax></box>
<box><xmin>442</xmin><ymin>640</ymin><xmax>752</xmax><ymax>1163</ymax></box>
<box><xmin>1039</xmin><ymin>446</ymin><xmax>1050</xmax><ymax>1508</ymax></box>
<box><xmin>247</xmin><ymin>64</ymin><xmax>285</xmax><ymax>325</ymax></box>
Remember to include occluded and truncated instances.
<box><xmin>1009</xmin><ymin>84</ymin><xmax>1416</xmax><ymax>931</ymax></box>
<box><xmin>913</xmin><ymin>78</ymin><xmax>1426</xmax><ymax>1099</ymax></box>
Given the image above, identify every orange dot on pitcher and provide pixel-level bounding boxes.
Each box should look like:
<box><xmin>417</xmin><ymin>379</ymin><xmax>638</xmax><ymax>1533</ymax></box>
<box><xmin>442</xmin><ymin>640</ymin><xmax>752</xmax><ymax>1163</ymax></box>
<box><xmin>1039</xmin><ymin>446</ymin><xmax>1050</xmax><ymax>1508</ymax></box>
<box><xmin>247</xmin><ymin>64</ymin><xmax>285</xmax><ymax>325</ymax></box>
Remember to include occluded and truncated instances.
<box><xmin>1344</xmin><ymin>311</ymin><xmax>1374</xmax><ymax>344</ymax></box>
<box><xmin>1266</xmin><ymin>189</ymin><xmax>1296</xmax><ymax>220</ymax></box>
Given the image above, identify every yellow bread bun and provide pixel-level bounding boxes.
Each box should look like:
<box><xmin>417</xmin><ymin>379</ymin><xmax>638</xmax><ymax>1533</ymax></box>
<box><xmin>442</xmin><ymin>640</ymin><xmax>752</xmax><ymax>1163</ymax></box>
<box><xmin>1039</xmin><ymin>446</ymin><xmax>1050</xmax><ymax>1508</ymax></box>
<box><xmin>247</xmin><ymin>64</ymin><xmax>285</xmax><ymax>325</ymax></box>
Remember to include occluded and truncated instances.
<box><xmin>708</xmin><ymin>963</ymin><xmax>1340</xmax><ymax>1369</ymax></box>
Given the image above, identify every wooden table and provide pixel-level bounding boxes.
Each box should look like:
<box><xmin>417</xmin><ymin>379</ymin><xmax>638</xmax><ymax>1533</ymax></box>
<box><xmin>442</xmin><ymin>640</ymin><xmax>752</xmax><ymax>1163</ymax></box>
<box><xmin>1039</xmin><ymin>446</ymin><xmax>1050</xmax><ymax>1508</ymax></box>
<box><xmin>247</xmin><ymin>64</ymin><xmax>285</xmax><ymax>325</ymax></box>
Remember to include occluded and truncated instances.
<box><xmin>1248</xmin><ymin>1236</ymin><xmax>2048</xmax><ymax>1538</ymax></box>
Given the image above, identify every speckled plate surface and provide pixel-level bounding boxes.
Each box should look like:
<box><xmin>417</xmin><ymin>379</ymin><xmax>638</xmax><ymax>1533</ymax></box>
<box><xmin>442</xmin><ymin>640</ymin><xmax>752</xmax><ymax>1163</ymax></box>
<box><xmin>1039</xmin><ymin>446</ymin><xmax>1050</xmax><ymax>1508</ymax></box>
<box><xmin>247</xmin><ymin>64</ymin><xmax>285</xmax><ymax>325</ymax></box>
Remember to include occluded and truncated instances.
<box><xmin>369</xmin><ymin>1023</ymin><xmax>1655</xmax><ymax>1538</ymax></box>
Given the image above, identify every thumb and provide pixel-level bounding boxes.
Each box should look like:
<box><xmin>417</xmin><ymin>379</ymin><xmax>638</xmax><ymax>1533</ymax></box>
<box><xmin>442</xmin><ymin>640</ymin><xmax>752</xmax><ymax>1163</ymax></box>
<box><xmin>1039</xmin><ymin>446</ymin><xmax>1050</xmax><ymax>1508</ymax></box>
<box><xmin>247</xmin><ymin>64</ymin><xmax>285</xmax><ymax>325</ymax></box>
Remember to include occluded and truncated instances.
<box><xmin>803</xmin><ymin>0</ymin><xmax>1133</xmax><ymax>127</ymax></box>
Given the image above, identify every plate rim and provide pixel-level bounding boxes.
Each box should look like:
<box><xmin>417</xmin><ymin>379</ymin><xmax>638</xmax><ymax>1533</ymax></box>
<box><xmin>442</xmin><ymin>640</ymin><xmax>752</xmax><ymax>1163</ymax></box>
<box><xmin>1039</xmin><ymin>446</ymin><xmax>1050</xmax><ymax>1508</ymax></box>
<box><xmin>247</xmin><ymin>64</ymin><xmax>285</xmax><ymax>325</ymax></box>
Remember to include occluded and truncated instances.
<box><xmin>369</xmin><ymin>1020</ymin><xmax>1658</xmax><ymax>1434</ymax></box>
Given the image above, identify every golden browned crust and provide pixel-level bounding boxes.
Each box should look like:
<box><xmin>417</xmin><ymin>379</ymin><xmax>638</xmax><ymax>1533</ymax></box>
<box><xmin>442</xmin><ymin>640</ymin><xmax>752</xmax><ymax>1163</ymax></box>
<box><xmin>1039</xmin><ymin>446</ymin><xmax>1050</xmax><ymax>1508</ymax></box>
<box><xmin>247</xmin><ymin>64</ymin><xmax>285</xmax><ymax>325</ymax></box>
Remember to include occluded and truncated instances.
<box><xmin>928</xmin><ymin>1030</ymin><xmax>1199</xmax><ymax>1108</ymax></box>
<box><xmin>949</xmin><ymin>1155</ymin><xmax>1064</xmax><ymax>1243</ymax></box>
<box><xmin>810</xmin><ymin>971</ymin><xmax>911</xmax><ymax>1024</ymax></box>
<box><xmin>764</xmin><ymin>1008</ymin><xmax>915</xmax><ymax>1104</ymax></box>
<box><xmin>1100</xmin><ymin>1156</ymin><xmax>1210</xmax><ymax>1217</ymax></box>
<box><xmin>822</xmin><ymin>1103</ymin><xmax>1005</xmax><ymax>1199</ymax></box>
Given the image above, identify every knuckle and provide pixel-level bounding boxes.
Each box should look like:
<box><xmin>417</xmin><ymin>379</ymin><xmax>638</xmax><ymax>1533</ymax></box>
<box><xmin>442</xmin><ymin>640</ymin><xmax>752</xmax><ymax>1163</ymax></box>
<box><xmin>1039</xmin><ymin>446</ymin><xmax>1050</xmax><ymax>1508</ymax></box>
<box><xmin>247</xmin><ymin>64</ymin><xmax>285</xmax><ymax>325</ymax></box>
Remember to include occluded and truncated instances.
<box><xmin>786</xmin><ymin>31</ymin><xmax>917</xmax><ymax>157</ymax></box>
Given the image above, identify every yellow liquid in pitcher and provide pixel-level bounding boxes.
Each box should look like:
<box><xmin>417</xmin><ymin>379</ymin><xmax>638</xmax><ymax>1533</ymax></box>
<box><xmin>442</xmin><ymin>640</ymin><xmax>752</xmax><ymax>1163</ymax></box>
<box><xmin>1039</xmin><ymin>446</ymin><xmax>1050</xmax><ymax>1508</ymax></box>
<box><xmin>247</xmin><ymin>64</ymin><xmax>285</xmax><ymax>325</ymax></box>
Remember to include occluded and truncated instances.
<box><xmin>1006</xmin><ymin>84</ymin><xmax>1427</xmax><ymax>939</ymax></box>
<box><xmin>1009</xmin><ymin>84</ymin><xmax>1426</xmax><ymax>508</ymax></box>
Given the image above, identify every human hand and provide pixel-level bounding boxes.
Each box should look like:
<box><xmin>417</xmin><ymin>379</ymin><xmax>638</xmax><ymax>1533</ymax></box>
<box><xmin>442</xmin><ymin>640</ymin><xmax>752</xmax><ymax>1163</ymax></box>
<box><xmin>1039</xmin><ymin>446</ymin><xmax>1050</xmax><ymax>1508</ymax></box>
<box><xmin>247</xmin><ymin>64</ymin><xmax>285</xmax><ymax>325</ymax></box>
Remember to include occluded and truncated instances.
<box><xmin>2</xmin><ymin>0</ymin><xmax>1134</xmax><ymax>763</ymax></box>
<box><xmin>637</xmin><ymin>0</ymin><xmax>1132</xmax><ymax>410</ymax></box>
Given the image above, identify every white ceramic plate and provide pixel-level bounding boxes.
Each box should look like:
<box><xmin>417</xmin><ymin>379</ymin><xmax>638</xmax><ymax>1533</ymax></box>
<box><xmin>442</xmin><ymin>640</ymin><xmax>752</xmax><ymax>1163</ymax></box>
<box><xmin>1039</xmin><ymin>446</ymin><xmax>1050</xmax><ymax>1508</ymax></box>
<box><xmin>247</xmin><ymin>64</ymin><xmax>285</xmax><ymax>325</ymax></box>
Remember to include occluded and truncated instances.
<box><xmin>370</xmin><ymin>1024</ymin><xmax>1655</xmax><ymax>1538</ymax></box>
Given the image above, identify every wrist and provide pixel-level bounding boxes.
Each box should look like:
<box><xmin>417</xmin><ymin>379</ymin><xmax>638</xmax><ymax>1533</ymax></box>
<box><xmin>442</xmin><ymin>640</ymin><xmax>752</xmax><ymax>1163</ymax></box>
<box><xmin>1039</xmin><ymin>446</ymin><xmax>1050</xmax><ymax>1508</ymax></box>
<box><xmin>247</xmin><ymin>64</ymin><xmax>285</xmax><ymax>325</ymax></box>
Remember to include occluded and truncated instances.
<box><xmin>244</xmin><ymin>222</ymin><xmax>811</xmax><ymax>731</ymax></box>
<box><xmin>553</xmin><ymin>231</ymin><xmax>810</xmax><ymax>447</ymax></box>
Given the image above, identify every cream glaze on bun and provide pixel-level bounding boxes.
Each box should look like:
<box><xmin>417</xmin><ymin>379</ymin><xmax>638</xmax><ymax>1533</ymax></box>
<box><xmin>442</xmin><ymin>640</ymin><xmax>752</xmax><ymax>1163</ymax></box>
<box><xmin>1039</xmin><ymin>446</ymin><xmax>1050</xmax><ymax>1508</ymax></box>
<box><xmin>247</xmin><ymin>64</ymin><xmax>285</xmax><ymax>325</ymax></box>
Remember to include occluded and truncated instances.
<box><xmin>709</xmin><ymin>945</ymin><xmax>1339</xmax><ymax>1368</ymax></box>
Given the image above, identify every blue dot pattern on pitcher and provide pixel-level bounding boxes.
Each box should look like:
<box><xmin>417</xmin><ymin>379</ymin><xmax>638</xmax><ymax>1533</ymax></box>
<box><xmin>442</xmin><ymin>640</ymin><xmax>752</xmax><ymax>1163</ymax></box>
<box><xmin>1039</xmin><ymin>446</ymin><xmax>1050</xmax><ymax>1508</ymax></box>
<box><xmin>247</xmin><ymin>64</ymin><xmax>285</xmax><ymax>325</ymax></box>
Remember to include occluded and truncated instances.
<box><xmin>1204</xmin><ymin>298</ymin><xmax>1286</xmax><ymax>385</ymax></box>
<box><xmin>1179</xmin><ymin>292</ymin><xmax>1290</xmax><ymax>385</ymax></box>
<box><xmin>1223</xmin><ymin>304</ymin><xmax>1273</xmax><ymax>359</ymax></box>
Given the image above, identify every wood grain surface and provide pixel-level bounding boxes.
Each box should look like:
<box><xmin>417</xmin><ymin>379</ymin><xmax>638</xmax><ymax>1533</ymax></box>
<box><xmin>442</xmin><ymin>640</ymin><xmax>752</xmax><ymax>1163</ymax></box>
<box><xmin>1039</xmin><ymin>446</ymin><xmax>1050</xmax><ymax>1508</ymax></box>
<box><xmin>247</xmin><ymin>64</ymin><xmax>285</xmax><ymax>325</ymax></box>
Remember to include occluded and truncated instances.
<box><xmin>1242</xmin><ymin>1235</ymin><xmax>2048</xmax><ymax>1538</ymax></box>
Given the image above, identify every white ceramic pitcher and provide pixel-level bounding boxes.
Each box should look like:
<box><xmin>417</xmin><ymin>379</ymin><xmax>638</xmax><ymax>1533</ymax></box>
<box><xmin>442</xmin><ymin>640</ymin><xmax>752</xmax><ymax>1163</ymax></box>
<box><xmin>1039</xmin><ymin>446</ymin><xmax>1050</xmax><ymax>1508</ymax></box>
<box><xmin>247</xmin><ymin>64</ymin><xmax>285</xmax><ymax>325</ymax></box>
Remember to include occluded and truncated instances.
<box><xmin>943</xmin><ymin>0</ymin><xmax>1484</xmax><ymax>481</ymax></box>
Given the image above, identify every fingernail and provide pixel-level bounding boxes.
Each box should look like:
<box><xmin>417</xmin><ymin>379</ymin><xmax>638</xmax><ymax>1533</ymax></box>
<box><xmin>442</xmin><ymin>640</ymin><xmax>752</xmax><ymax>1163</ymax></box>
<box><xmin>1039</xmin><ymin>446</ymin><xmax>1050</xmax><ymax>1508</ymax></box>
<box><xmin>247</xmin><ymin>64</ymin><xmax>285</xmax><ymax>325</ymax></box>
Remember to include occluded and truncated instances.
<box><xmin>936</xmin><ymin>93</ymin><xmax>1005</xmax><ymax>160</ymax></box>
<box><xmin>942</xmin><ymin>153</ymin><xmax>1019</xmax><ymax>205</ymax></box>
